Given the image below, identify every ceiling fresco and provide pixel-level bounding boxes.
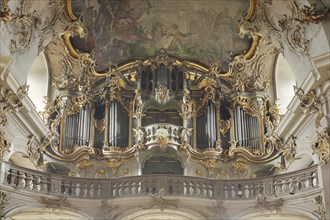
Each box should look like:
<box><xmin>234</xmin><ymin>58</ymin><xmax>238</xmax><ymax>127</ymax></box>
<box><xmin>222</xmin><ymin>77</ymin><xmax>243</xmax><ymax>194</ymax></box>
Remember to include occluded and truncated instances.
<box><xmin>69</xmin><ymin>0</ymin><xmax>252</xmax><ymax>72</ymax></box>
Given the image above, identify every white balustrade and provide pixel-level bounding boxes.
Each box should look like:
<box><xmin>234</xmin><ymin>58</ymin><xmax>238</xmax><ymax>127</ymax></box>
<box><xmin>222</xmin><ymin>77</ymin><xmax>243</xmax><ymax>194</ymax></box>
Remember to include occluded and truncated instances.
<box><xmin>1</xmin><ymin>162</ymin><xmax>319</xmax><ymax>201</ymax></box>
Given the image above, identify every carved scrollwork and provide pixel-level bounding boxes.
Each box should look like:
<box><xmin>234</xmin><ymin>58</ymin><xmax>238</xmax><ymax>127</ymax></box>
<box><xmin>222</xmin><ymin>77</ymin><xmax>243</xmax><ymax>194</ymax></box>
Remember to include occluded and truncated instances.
<box><xmin>0</xmin><ymin>0</ymin><xmax>12</xmax><ymax>24</ymax></box>
<box><xmin>133</xmin><ymin>126</ymin><xmax>146</xmax><ymax>150</ymax></box>
<box><xmin>283</xmin><ymin>135</ymin><xmax>297</xmax><ymax>163</ymax></box>
<box><xmin>0</xmin><ymin>131</ymin><xmax>10</xmax><ymax>161</ymax></box>
<box><xmin>143</xmin><ymin>187</ymin><xmax>179</xmax><ymax>211</ymax></box>
<box><xmin>180</xmin><ymin>89</ymin><xmax>194</xmax><ymax>120</ymax></box>
<box><xmin>0</xmin><ymin>85</ymin><xmax>29</xmax><ymax>112</ymax></box>
<box><xmin>76</xmin><ymin>158</ymin><xmax>94</xmax><ymax>176</ymax></box>
<box><xmin>155</xmin><ymin>85</ymin><xmax>169</xmax><ymax>101</ymax></box>
<box><xmin>294</xmin><ymin>86</ymin><xmax>324</xmax><ymax>128</ymax></box>
<box><xmin>312</xmin><ymin>128</ymin><xmax>330</xmax><ymax>164</ymax></box>
<box><xmin>132</xmin><ymin>89</ymin><xmax>144</xmax><ymax>120</ymax></box>
<box><xmin>313</xmin><ymin>195</ymin><xmax>327</xmax><ymax>220</ymax></box>
<box><xmin>232</xmin><ymin>96</ymin><xmax>257</xmax><ymax>117</ymax></box>
<box><xmin>26</xmin><ymin>135</ymin><xmax>45</xmax><ymax>168</ymax></box>
<box><xmin>255</xmin><ymin>194</ymin><xmax>284</xmax><ymax>212</ymax></box>
<box><xmin>67</xmin><ymin>94</ymin><xmax>89</xmax><ymax>116</ymax></box>
<box><xmin>0</xmin><ymin>191</ymin><xmax>10</xmax><ymax>219</ymax></box>
<box><xmin>8</xmin><ymin>0</ymin><xmax>75</xmax><ymax>54</ymax></box>
<box><xmin>232</xmin><ymin>159</ymin><xmax>248</xmax><ymax>178</ymax></box>
<box><xmin>40</xmin><ymin>192</ymin><xmax>72</xmax><ymax>211</ymax></box>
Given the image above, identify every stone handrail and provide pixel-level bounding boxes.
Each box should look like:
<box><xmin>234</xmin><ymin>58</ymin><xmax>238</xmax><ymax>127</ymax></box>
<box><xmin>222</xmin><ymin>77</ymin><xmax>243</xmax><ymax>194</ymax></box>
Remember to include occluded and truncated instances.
<box><xmin>0</xmin><ymin>162</ymin><xmax>319</xmax><ymax>200</ymax></box>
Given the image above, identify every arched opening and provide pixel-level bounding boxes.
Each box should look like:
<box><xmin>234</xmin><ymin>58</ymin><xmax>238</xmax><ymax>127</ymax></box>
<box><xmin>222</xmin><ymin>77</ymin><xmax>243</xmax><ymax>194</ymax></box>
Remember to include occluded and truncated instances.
<box><xmin>26</xmin><ymin>51</ymin><xmax>49</xmax><ymax>112</ymax></box>
<box><xmin>142</xmin><ymin>155</ymin><xmax>183</xmax><ymax>175</ymax></box>
<box><xmin>275</xmin><ymin>53</ymin><xmax>296</xmax><ymax>115</ymax></box>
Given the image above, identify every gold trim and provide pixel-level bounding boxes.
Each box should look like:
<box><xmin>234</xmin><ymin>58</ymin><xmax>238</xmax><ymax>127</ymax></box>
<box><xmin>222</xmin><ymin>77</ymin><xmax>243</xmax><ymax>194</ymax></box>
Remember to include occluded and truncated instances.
<box><xmin>245</xmin><ymin>0</ymin><xmax>256</xmax><ymax>21</ymax></box>
<box><xmin>244</xmin><ymin>35</ymin><xmax>260</xmax><ymax>59</ymax></box>
<box><xmin>63</xmin><ymin>0</ymin><xmax>260</xmax><ymax>76</ymax></box>
<box><xmin>61</xmin><ymin>33</ymin><xmax>79</xmax><ymax>58</ymax></box>
<box><xmin>65</xmin><ymin>0</ymin><xmax>77</xmax><ymax>21</ymax></box>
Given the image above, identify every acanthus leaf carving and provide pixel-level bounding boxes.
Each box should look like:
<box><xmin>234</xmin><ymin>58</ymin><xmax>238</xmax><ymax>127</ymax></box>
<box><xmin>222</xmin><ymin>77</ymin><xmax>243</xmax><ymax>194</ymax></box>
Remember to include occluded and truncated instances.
<box><xmin>294</xmin><ymin>86</ymin><xmax>324</xmax><ymax>128</ymax></box>
<box><xmin>312</xmin><ymin>128</ymin><xmax>330</xmax><ymax>164</ymax></box>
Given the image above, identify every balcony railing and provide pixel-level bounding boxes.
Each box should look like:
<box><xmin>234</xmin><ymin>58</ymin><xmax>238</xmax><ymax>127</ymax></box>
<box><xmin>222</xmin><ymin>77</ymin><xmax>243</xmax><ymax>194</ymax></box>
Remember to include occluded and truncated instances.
<box><xmin>0</xmin><ymin>162</ymin><xmax>319</xmax><ymax>200</ymax></box>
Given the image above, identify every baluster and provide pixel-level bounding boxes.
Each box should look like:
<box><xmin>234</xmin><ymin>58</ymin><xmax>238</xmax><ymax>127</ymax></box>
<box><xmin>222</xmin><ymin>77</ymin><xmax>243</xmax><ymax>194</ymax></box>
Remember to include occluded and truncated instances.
<box><xmin>35</xmin><ymin>176</ymin><xmax>41</xmax><ymax>192</ymax></box>
<box><xmin>90</xmin><ymin>184</ymin><xmax>95</xmax><ymax>198</ymax></box>
<box><xmin>224</xmin><ymin>185</ymin><xmax>228</xmax><ymax>199</ymax></box>
<box><xmin>312</xmin><ymin>172</ymin><xmax>318</xmax><ymax>187</ymax></box>
<box><xmin>244</xmin><ymin>185</ymin><xmax>249</xmax><ymax>199</ymax></box>
<box><xmin>83</xmin><ymin>183</ymin><xmax>88</xmax><ymax>198</ymax></box>
<box><xmin>112</xmin><ymin>183</ymin><xmax>117</xmax><ymax>197</ymax></box>
<box><xmin>208</xmin><ymin>184</ymin><xmax>213</xmax><ymax>198</ymax></box>
<box><xmin>188</xmin><ymin>182</ymin><xmax>194</xmax><ymax>195</ymax></box>
<box><xmin>231</xmin><ymin>185</ymin><xmax>235</xmax><ymax>198</ymax></box>
<box><xmin>125</xmin><ymin>181</ymin><xmax>131</xmax><ymax>195</ymax></box>
<box><xmin>131</xmin><ymin>181</ymin><xmax>136</xmax><ymax>195</ymax></box>
<box><xmin>97</xmin><ymin>184</ymin><xmax>102</xmax><ymax>197</ymax></box>
<box><xmin>195</xmin><ymin>182</ymin><xmax>200</xmax><ymax>197</ymax></box>
<box><xmin>13</xmin><ymin>171</ymin><xmax>19</xmax><ymax>187</ymax></box>
<box><xmin>202</xmin><ymin>183</ymin><xmax>207</xmax><ymax>197</ymax></box>
<box><xmin>183</xmin><ymin>181</ymin><xmax>187</xmax><ymax>195</ymax></box>
<box><xmin>18</xmin><ymin>172</ymin><xmax>26</xmax><ymax>188</ymax></box>
<box><xmin>5</xmin><ymin>169</ymin><xmax>12</xmax><ymax>185</ymax></box>
<box><xmin>39</xmin><ymin>176</ymin><xmax>47</xmax><ymax>193</ymax></box>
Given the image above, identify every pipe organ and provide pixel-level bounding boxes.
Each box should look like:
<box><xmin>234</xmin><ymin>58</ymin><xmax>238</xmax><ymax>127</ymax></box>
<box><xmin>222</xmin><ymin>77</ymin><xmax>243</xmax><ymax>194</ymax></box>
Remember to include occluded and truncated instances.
<box><xmin>233</xmin><ymin>105</ymin><xmax>260</xmax><ymax>149</ymax></box>
<box><xmin>107</xmin><ymin>101</ymin><xmax>129</xmax><ymax>147</ymax></box>
<box><xmin>196</xmin><ymin>102</ymin><xmax>217</xmax><ymax>149</ymax></box>
<box><xmin>62</xmin><ymin>104</ymin><xmax>90</xmax><ymax>151</ymax></box>
<box><xmin>44</xmin><ymin>51</ymin><xmax>281</xmax><ymax>164</ymax></box>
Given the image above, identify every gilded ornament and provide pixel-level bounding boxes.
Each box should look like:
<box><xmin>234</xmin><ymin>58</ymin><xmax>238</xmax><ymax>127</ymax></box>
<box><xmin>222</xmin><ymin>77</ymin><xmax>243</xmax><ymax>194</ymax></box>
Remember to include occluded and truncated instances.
<box><xmin>219</xmin><ymin>119</ymin><xmax>230</xmax><ymax>136</ymax></box>
<box><xmin>133</xmin><ymin>127</ymin><xmax>146</xmax><ymax>150</ymax></box>
<box><xmin>179</xmin><ymin>127</ymin><xmax>192</xmax><ymax>151</ymax></box>
<box><xmin>180</xmin><ymin>89</ymin><xmax>194</xmax><ymax>119</ymax></box>
<box><xmin>232</xmin><ymin>96</ymin><xmax>257</xmax><ymax>116</ymax></box>
<box><xmin>132</xmin><ymin>89</ymin><xmax>144</xmax><ymax>120</ymax></box>
<box><xmin>95</xmin><ymin>119</ymin><xmax>106</xmax><ymax>134</ymax></box>
<box><xmin>76</xmin><ymin>158</ymin><xmax>94</xmax><ymax>176</ymax></box>
<box><xmin>106</xmin><ymin>159</ymin><xmax>122</xmax><ymax>175</ymax></box>
<box><xmin>283</xmin><ymin>135</ymin><xmax>297</xmax><ymax>163</ymax></box>
<box><xmin>67</xmin><ymin>94</ymin><xmax>89</xmax><ymax>115</ymax></box>
<box><xmin>232</xmin><ymin>159</ymin><xmax>248</xmax><ymax>178</ymax></box>
<box><xmin>294</xmin><ymin>86</ymin><xmax>324</xmax><ymax>128</ymax></box>
<box><xmin>312</xmin><ymin>128</ymin><xmax>330</xmax><ymax>164</ymax></box>
<box><xmin>155</xmin><ymin>85</ymin><xmax>169</xmax><ymax>101</ymax></box>
<box><xmin>95</xmin><ymin>169</ymin><xmax>108</xmax><ymax>178</ymax></box>
<box><xmin>0</xmin><ymin>85</ymin><xmax>29</xmax><ymax>112</ymax></box>
<box><xmin>0</xmin><ymin>0</ymin><xmax>12</xmax><ymax>24</ymax></box>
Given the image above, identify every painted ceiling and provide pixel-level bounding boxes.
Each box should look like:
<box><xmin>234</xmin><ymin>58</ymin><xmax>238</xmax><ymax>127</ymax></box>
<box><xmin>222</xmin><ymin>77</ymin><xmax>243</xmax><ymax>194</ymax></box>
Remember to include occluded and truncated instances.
<box><xmin>69</xmin><ymin>0</ymin><xmax>252</xmax><ymax>72</ymax></box>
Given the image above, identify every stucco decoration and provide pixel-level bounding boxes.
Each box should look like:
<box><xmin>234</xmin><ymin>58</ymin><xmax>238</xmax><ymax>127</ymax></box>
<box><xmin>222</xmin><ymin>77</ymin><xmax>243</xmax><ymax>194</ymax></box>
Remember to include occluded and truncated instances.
<box><xmin>255</xmin><ymin>194</ymin><xmax>284</xmax><ymax>212</ymax></box>
<box><xmin>5</xmin><ymin>0</ymin><xmax>83</xmax><ymax>54</ymax></box>
<box><xmin>68</xmin><ymin>0</ymin><xmax>252</xmax><ymax>72</ymax></box>
<box><xmin>242</xmin><ymin>0</ymin><xmax>327</xmax><ymax>55</ymax></box>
